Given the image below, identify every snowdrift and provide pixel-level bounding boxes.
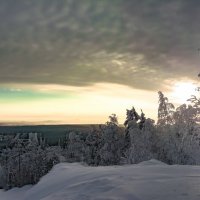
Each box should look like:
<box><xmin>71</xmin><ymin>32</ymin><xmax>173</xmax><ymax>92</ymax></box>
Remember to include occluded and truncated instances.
<box><xmin>1</xmin><ymin>160</ymin><xmax>200</xmax><ymax>200</ymax></box>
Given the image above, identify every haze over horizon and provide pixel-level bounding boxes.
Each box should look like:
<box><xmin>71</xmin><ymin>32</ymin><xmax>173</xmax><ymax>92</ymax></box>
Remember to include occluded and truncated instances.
<box><xmin>0</xmin><ymin>0</ymin><xmax>200</xmax><ymax>125</ymax></box>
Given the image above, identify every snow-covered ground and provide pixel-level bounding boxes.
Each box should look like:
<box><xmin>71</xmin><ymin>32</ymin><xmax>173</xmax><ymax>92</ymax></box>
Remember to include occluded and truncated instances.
<box><xmin>1</xmin><ymin>159</ymin><xmax>200</xmax><ymax>200</ymax></box>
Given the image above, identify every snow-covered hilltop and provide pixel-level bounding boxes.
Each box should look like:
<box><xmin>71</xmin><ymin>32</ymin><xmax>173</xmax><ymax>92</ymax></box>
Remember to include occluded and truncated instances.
<box><xmin>1</xmin><ymin>160</ymin><xmax>200</xmax><ymax>200</ymax></box>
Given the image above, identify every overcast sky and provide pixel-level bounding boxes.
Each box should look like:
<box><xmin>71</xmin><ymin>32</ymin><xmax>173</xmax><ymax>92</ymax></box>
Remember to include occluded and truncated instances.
<box><xmin>0</xmin><ymin>0</ymin><xmax>199</xmax><ymax>124</ymax></box>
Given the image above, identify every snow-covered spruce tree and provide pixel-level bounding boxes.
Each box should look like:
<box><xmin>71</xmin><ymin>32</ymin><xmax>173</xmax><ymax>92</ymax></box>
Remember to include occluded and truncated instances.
<box><xmin>109</xmin><ymin>113</ymin><xmax>118</xmax><ymax>125</ymax></box>
<box><xmin>184</xmin><ymin>74</ymin><xmax>200</xmax><ymax>119</ymax></box>
<box><xmin>156</xmin><ymin>123</ymin><xmax>200</xmax><ymax>165</ymax></box>
<box><xmin>123</xmin><ymin>108</ymin><xmax>154</xmax><ymax>164</ymax></box>
<box><xmin>0</xmin><ymin>149</ymin><xmax>10</xmax><ymax>189</ymax></box>
<box><xmin>2</xmin><ymin>138</ymin><xmax>27</xmax><ymax>188</ymax></box>
<box><xmin>84</xmin><ymin>129</ymin><xmax>100</xmax><ymax>166</ymax></box>
<box><xmin>139</xmin><ymin>109</ymin><xmax>146</xmax><ymax>130</ymax></box>
<box><xmin>19</xmin><ymin>143</ymin><xmax>49</xmax><ymax>186</ymax></box>
<box><xmin>173</xmin><ymin>104</ymin><xmax>199</xmax><ymax>136</ymax></box>
<box><xmin>172</xmin><ymin>102</ymin><xmax>200</xmax><ymax>164</ymax></box>
<box><xmin>98</xmin><ymin>114</ymin><xmax>124</xmax><ymax>165</ymax></box>
<box><xmin>66</xmin><ymin>131</ymin><xmax>85</xmax><ymax>162</ymax></box>
<box><xmin>123</xmin><ymin>107</ymin><xmax>140</xmax><ymax>152</ymax></box>
<box><xmin>0</xmin><ymin>134</ymin><xmax>61</xmax><ymax>189</ymax></box>
<box><xmin>141</xmin><ymin>118</ymin><xmax>157</xmax><ymax>158</ymax></box>
<box><xmin>157</xmin><ymin>91</ymin><xmax>175</xmax><ymax>126</ymax></box>
<box><xmin>0</xmin><ymin>165</ymin><xmax>6</xmax><ymax>189</ymax></box>
<box><xmin>156</xmin><ymin>91</ymin><xmax>200</xmax><ymax>165</ymax></box>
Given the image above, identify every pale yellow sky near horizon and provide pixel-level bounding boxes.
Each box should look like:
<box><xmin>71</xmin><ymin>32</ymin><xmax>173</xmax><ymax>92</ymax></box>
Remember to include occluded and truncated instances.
<box><xmin>0</xmin><ymin>79</ymin><xmax>198</xmax><ymax>125</ymax></box>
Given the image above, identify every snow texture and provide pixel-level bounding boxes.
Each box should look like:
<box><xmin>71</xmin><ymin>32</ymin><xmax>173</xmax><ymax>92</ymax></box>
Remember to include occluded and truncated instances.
<box><xmin>1</xmin><ymin>159</ymin><xmax>200</xmax><ymax>200</ymax></box>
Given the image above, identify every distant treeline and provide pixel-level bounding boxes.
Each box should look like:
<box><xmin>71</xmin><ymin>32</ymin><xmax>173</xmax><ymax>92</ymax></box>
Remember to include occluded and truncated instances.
<box><xmin>0</xmin><ymin>124</ymin><xmax>101</xmax><ymax>146</ymax></box>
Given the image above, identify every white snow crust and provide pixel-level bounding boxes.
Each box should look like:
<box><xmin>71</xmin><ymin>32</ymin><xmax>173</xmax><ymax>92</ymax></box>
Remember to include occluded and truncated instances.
<box><xmin>1</xmin><ymin>159</ymin><xmax>200</xmax><ymax>200</ymax></box>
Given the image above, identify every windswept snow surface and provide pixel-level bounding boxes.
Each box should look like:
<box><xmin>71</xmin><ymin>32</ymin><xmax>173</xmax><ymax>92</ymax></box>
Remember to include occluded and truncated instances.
<box><xmin>1</xmin><ymin>159</ymin><xmax>200</xmax><ymax>200</ymax></box>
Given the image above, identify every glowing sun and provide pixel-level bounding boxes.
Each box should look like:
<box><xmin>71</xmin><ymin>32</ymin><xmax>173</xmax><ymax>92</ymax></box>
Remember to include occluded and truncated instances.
<box><xmin>171</xmin><ymin>82</ymin><xmax>197</xmax><ymax>104</ymax></box>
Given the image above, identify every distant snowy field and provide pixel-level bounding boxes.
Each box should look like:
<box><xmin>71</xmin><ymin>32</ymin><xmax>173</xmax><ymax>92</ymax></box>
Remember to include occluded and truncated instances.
<box><xmin>1</xmin><ymin>159</ymin><xmax>200</xmax><ymax>200</ymax></box>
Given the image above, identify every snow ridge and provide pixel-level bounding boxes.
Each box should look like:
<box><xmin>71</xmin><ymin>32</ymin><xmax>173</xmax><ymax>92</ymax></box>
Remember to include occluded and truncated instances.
<box><xmin>1</xmin><ymin>160</ymin><xmax>200</xmax><ymax>200</ymax></box>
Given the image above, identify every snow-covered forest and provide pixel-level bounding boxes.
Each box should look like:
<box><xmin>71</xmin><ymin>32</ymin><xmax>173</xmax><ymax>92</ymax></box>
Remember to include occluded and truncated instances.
<box><xmin>1</xmin><ymin>89</ymin><xmax>200</xmax><ymax>190</ymax></box>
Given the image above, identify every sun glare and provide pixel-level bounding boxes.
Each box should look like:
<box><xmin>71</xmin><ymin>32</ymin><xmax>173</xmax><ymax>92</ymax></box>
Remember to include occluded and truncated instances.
<box><xmin>171</xmin><ymin>81</ymin><xmax>197</xmax><ymax>104</ymax></box>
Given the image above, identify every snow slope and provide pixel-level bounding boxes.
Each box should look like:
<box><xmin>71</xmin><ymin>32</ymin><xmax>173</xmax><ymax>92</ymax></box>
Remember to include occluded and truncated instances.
<box><xmin>1</xmin><ymin>159</ymin><xmax>200</xmax><ymax>200</ymax></box>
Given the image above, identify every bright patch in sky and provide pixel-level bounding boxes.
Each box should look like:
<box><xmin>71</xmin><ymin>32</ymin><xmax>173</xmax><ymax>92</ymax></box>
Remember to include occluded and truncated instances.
<box><xmin>170</xmin><ymin>81</ymin><xmax>197</xmax><ymax>104</ymax></box>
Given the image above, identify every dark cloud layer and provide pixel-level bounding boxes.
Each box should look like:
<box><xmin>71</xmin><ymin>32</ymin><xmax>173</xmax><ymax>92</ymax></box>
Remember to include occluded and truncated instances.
<box><xmin>0</xmin><ymin>0</ymin><xmax>200</xmax><ymax>90</ymax></box>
